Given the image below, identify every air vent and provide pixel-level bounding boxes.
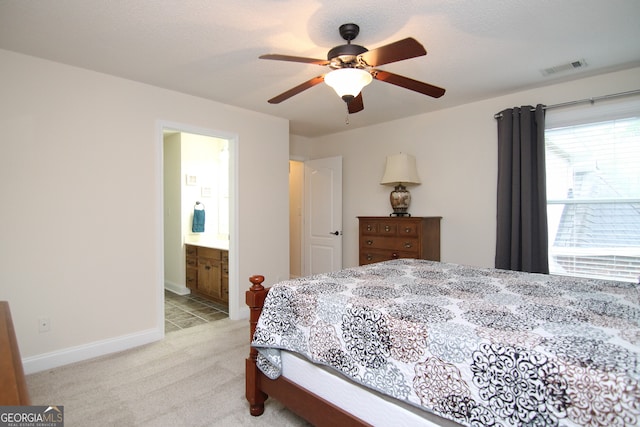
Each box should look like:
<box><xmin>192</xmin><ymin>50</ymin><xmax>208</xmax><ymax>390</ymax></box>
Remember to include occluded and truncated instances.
<box><xmin>541</xmin><ymin>59</ymin><xmax>587</xmax><ymax>76</ymax></box>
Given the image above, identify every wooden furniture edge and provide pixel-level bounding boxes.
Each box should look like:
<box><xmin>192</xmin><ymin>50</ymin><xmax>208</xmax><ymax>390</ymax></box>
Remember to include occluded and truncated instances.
<box><xmin>245</xmin><ymin>275</ymin><xmax>268</xmax><ymax>416</ymax></box>
<box><xmin>0</xmin><ymin>301</ymin><xmax>31</xmax><ymax>405</ymax></box>
<box><xmin>245</xmin><ymin>275</ymin><xmax>370</xmax><ymax>427</ymax></box>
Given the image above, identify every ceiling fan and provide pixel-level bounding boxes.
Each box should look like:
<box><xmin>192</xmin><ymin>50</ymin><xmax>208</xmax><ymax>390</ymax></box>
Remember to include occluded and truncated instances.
<box><xmin>259</xmin><ymin>23</ymin><xmax>446</xmax><ymax>114</ymax></box>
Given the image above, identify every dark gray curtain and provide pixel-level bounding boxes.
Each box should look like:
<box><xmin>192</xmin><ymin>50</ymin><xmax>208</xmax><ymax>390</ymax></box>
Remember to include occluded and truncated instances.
<box><xmin>495</xmin><ymin>104</ymin><xmax>549</xmax><ymax>273</ymax></box>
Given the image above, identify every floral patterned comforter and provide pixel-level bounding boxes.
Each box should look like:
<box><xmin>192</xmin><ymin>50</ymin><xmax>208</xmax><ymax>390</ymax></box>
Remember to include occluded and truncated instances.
<box><xmin>251</xmin><ymin>259</ymin><xmax>640</xmax><ymax>427</ymax></box>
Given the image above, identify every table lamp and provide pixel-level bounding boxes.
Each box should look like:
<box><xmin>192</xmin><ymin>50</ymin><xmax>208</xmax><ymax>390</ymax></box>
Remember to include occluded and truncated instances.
<box><xmin>380</xmin><ymin>153</ymin><xmax>421</xmax><ymax>216</ymax></box>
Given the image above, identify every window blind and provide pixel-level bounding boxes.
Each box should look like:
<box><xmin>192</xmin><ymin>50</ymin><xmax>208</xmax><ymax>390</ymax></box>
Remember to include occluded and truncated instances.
<box><xmin>545</xmin><ymin>107</ymin><xmax>640</xmax><ymax>283</ymax></box>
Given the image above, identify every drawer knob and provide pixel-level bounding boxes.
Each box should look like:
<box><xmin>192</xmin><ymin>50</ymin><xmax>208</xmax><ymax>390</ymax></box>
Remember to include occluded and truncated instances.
<box><xmin>391</xmin><ymin>252</ymin><xmax>399</xmax><ymax>259</ymax></box>
<box><xmin>404</xmin><ymin>242</ymin><xmax>413</xmax><ymax>248</ymax></box>
<box><xmin>366</xmin><ymin>240</ymin><xmax>373</xmax><ymax>245</ymax></box>
<box><xmin>384</xmin><ymin>225</ymin><xmax>391</xmax><ymax>232</ymax></box>
<box><xmin>366</xmin><ymin>254</ymin><xmax>373</xmax><ymax>261</ymax></box>
<box><xmin>366</xmin><ymin>225</ymin><xmax>373</xmax><ymax>231</ymax></box>
<box><xmin>404</xmin><ymin>228</ymin><xmax>411</xmax><ymax>233</ymax></box>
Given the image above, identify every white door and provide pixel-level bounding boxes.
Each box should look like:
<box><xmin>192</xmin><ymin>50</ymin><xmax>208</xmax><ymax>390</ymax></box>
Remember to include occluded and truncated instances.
<box><xmin>304</xmin><ymin>156</ymin><xmax>342</xmax><ymax>275</ymax></box>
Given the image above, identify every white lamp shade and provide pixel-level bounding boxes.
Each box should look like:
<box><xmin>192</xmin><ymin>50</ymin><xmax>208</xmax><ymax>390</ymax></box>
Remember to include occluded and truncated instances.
<box><xmin>324</xmin><ymin>68</ymin><xmax>372</xmax><ymax>100</ymax></box>
<box><xmin>380</xmin><ymin>153</ymin><xmax>421</xmax><ymax>185</ymax></box>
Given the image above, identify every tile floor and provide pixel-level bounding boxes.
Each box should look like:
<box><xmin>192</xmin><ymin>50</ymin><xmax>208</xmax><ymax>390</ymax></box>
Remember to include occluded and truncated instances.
<box><xmin>164</xmin><ymin>290</ymin><xmax>228</xmax><ymax>333</ymax></box>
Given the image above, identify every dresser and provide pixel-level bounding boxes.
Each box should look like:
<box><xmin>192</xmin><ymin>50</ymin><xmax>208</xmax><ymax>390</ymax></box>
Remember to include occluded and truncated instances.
<box><xmin>185</xmin><ymin>244</ymin><xmax>229</xmax><ymax>305</ymax></box>
<box><xmin>358</xmin><ymin>216</ymin><xmax>441</xmax><ymax>265</ymax></box>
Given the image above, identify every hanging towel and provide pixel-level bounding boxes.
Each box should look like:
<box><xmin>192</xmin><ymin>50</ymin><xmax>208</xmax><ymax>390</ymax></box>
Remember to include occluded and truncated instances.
<box><xmin>192</xmin><ymin>204</ymin><xmax>205</xmax><ymax>233</ymax></box>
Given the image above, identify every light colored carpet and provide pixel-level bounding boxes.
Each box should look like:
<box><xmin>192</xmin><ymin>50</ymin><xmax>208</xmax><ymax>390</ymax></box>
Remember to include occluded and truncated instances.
<box><xmin>26</xmin><ymin>319</ymin><xmax>310</xmax><ymax>427</ymax></box>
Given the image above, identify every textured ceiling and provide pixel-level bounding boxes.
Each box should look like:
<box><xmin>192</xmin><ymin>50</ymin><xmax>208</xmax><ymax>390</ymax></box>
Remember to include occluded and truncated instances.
<box><xmin>1</xmin><ymin>0</ymin><xmax>639</xmax><ymax>137</ymax></box>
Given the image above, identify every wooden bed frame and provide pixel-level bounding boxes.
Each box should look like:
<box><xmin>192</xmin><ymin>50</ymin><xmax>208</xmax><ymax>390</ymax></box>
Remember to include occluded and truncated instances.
<box><xmin>245</xmin><ymin>275</ymin><xmax>371</xmax><ymax>427</ymax></box>
<box><xmin>0</xmin><ymin>301</ymin><xmax>30</xmax><ymax>405</ymax></box>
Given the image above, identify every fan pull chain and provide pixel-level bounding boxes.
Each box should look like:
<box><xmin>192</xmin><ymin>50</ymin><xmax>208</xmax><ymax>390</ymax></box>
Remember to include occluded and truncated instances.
<box><xmin>345</xmin><ymin>114</ymin><xmax>350</xmax><ymax>125</ymax></box>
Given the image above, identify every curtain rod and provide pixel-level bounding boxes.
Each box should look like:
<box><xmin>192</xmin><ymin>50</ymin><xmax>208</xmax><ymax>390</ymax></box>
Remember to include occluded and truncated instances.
<box><xmin>493</xmin><ymin>88</ymin><xmax>640</xmax><ymax>119</ymax></box>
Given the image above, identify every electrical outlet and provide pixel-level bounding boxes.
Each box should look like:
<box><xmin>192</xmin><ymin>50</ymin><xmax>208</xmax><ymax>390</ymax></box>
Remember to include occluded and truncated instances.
<box><xmin>38</xmin><ymin>317</ymin><xmax>50</xmax><ymax>333</ymax></box>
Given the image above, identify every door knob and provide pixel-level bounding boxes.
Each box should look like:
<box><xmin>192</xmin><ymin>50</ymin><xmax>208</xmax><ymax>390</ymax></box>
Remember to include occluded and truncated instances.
<box><xmin>329</xmin><ymin>231</ymin><xmax>340</xmax><ymax>235</ymax></box>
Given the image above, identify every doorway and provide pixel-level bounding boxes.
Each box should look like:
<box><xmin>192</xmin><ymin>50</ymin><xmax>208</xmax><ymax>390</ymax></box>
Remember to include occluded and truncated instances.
<box><xmin>160</xmin><ymin>122</ymin><xmax>236</xmax><ymax>334</ymax></box>
<box><xmin>289</xmin><ymin>160</ymin><xmax>304</xmax><ymax>279</ymax></box>
<box><xmin>289</xmin><ymin>156</ymin><xmax>343</xmax><ymax>279</ymax></box>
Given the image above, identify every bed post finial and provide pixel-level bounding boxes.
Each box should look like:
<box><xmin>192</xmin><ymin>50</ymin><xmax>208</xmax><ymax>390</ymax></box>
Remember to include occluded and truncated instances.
<box><xmin>249</xmin><ymin>275</ymin><xmax>265</xmax><ymax>292</ymax></box>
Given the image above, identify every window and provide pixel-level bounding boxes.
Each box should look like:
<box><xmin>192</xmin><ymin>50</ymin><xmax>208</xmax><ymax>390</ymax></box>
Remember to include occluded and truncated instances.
<box><xmin>545</xmin><ymin>99</ymin><xmax>640</xmax><ymax>283</ymax></box>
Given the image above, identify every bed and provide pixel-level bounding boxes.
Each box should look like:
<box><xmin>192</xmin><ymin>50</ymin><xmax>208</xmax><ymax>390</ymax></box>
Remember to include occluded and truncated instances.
<box><xmin>245</xmin><ymin>259</ymin><xmax>640</xmax><ymax>426</ymax></box>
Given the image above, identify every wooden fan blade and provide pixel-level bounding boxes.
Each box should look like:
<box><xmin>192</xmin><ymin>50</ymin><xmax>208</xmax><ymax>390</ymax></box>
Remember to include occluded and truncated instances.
<box><xmin>372</xmin><ymin>70</ymin><xmax>446</xmax><ymax>98</ymax></box>
<box><xmin>348</xmin><ymin>93</ymin><xmax>364</xmax><ymax>114</ymax></box>
<box><xmin>259</xmin><ymin>54</ymin><xmax>330</xmax><ymax>66</ymax></box>
<box><xmin>267</xmin><ymin>75</ymin><xmax>325</xmax><ymax>104</ymax></box>
<box><xmin>358</xmin><ymin>38</ymin><xmax>426</xmax><ymax>67</ymax></box>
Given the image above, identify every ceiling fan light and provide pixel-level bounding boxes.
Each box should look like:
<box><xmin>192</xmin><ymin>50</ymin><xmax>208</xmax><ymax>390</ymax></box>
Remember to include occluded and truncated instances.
<box><xmin>324</xmin><ymin>68</ymin><xmax>372</xmax><ymax>101</ymax></box>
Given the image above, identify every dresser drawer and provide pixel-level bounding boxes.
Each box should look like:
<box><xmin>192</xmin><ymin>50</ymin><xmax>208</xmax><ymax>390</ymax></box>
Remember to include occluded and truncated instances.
<box><xmin>396</xmin><ymin>222</ymin><xmax>419</xmax><ymax>236</ymax></box>
<box><xmin>360</xmin><ymin>220</ymin><xmax>398</xmax><ymax>236</ymax></box>
<box><xmin>221</xmin><ymin>276</ymin><xmax>229</xmax><ymax>298</ymax></box>
<box><xmin>360</xmin><ymin>219</ymin><xmax>420</xmax><ymax>237</ymax></box>
<box><xmin>185</xmin><ymin>244</ymin><xmax>197</xmax><ymax>257</ymax></box>
<box><xmin>360</xmin><ymin>250</ymin><xmax>418</xmax><ymax>265</ymax></box>
<box><xmin>186</xmin><ymin>268</ymin><xmax>197</xmax><ymax>289</ymax></box>
<box><xmin>197</xmin><ymin>247</ymin><xmax>221</xmax><ymax>260</ymax></box>
<box><xmin>186</xmin><ymin>256</ymin><xmax>197</xmax><ymax>268</ymax></box>
<box><xmin>361</xmin><ymin>236</ymin><xmax>419</xmax><ymax>252</ymax></box>
<box><xmin>221</xmin><ymin>250</ymin><xmax>229</xmax><ymax>277</ymax></box>
<box><xmin>361</xmin><ymin>221</ymin><xmax>381</xmax><ymax>235</ymax></box>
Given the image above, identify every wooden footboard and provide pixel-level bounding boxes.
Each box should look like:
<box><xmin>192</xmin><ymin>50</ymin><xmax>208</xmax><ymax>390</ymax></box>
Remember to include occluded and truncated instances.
<box><xmin>0</xmin><ymin>301</ymin><xmax>30</xmax><ymax>405</ymax></box>
<box><xmin>246</xmin><ymin>275</ymin><xmax>370</xmax><ymax>427</ymax></box>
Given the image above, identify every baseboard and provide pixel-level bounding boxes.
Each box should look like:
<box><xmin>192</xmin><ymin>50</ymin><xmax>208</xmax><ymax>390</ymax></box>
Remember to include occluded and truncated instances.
<box><xmin>22</xmin><ymin>327</ymin><xmax>162</xmax><ymax>374</ymax></box>
<box><xmin>164</xmin><ymin>281</ymin><xmax>191</xmax><ymax>296</ymax></box>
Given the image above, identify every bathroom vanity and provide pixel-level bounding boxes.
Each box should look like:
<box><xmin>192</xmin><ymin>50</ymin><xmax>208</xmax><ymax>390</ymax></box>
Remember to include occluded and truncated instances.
<box><xmin>185</xmin><ymin>243</ymin><xmax>229</xmax><ymax>305</ymax></box>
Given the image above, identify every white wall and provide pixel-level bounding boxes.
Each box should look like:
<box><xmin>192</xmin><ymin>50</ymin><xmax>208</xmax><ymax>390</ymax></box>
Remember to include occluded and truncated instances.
<box><xmin>304</xmin><ymin>67</ymin><xmax>640</xmax><ymax>269</ymax></box>
<box><xmin>0</xmin><ymin>49</ymin><xmax>290</xmax><ymax>372</ymax></box>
